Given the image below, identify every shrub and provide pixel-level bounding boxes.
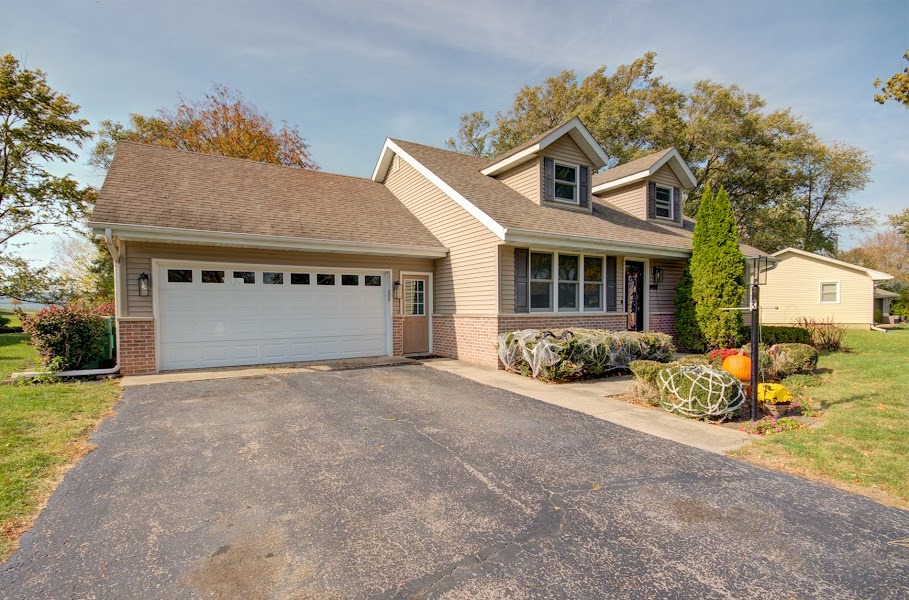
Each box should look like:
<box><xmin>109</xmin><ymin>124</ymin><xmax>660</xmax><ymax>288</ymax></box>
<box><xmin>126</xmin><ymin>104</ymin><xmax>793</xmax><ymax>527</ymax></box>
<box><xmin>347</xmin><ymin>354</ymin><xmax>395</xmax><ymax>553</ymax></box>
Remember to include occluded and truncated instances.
<box><xmin>629</xmin><ymin>360</ymin><xmax>668</xmax><ymax>386</ymax></box>
<box><xmin>740</xmin><ymin>325</ymin><xmax>811</xmax><ymax>346</ymax></box>
<box><xmin>674</xmin><ymin>263</ymin><xmax>705</xmax><ymax>352</ymax></box>
<box><xmin>629</xmin><ymin>380</ymin><xmax>662</xmax><ymax>406</ymax></box>
<box><xmin>19</xmin><ymin>303</ymin><xmax>108</xmax><ymax>370</ymax></box>
<box><xmin>741</xmin><ymin>343</ymin><xmax>774</xmax><ymax>378</ymax></box>
<box><xmin>657</xmin><ymin>364</ymin><xmax>746</xmax><ymax>420</ymax></box>
<box><xmin>794</xmin><ymin>317</ymin><xmax>846</xmax><ymax>351</ymax></box>
<box><xmin>768</xmin><ymin>343</ymin><xmax>818</xmax><ymax>377</ymax></box>
<box><xmin>498</xmin><ymin>328</ymin><xmax>675</xmax><ymax>382</ymax></box>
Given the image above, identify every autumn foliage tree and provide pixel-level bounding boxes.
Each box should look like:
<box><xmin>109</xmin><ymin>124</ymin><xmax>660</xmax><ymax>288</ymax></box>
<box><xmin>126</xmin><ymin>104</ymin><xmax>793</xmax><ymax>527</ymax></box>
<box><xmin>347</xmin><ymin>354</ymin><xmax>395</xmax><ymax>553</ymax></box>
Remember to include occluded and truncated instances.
<box><xmin>90</xmin><ymin>84</ymin><xmax>318</xmax><ymax>170</ymax></box>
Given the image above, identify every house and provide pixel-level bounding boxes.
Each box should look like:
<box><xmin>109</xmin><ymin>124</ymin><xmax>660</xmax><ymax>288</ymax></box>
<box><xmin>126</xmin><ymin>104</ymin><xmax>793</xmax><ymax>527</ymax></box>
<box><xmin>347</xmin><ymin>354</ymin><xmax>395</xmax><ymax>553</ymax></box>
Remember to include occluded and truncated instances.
<box><xmin>760</xmin><ymin>247</ymin><xmax>894</xmax><ymax>329</ymax></box>
<box><xmin>874</xmin><ymin>288</ymin><xmax>900</xmax><ymax>323</ymax></box>
<box><xmin>88</xmin><ymin>117</ymin><xmax>760</xmax><ymax>374</ymax></box>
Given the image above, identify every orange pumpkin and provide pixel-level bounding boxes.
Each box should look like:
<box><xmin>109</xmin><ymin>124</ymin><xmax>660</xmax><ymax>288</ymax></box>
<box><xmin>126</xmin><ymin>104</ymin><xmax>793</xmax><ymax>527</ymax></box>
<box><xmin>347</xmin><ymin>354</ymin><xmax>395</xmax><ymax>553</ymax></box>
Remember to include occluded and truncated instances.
<box><xmin>722</xmin><ymin>354</ymin><xmax>752</xmax><ymax>380</ymax></box>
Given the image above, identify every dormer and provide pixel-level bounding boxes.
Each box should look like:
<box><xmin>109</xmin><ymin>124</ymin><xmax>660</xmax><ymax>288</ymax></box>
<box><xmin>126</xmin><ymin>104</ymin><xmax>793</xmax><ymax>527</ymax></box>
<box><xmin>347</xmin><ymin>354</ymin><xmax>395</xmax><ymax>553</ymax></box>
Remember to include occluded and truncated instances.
<box><xmin>590</xmin><ymin>148</ymin><xmax>696</xmax><ymax>228</ymax></box>
<box><xmin>481</xmin><ymin>117</ymin><xmax>610</xmax><ymax>214</ymax></box>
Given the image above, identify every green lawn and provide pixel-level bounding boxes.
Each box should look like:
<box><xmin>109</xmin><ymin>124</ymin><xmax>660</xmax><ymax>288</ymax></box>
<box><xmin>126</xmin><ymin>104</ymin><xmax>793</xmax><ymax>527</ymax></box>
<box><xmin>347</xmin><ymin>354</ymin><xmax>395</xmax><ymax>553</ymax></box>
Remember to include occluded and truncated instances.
<box><xmin>0</xmin><ymin>309</ymin><xmax>26</xmax><ymax>329</ymax></box>
<box><xmin>735</xmin><ymin>328</ymin><xmax>909</xmax><ymax>508</ymax></box>
<box><xmin>0</xmin><ymin>334</ymin><xmax>120</xmax><ymax>561</ymax></box>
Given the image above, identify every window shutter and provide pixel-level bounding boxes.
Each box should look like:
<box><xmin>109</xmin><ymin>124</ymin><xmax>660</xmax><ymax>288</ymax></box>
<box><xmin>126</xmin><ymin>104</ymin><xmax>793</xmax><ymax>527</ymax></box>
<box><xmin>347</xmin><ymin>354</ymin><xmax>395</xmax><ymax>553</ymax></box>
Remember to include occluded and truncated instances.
<box><xmin>514</xmin><ymin>248</ymin><xmax>529</xmax><ymax>313</ymax></box>
<box><xmin>673</xmin><ymin>187</ymin><xmax>682</xmax><ymax>224</ymax></box>
<box><xmin>606</xmin><ymin>256</ymin><xmax>617</xmax><ymax>311</ymax></box>
<box><xmin>543</xmin><ymin>157</ymin><xmax>555</xmax><ymax>202</ymax></box>
<box><xmin>578</xmin><ymin>165</ymin><xmax>589</xmax><ymax>208</ymax></box>
<box><xmin>647</xmin><ymin>181</ymin><xmax>657</xmax><ymax>219</ymax></box>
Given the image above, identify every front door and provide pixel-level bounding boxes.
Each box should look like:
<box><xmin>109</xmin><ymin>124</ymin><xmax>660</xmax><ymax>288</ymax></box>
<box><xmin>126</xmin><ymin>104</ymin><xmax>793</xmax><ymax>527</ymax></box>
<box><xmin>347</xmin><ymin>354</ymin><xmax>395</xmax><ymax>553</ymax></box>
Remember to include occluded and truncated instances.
<box><xmin>625</xmin><ymin>261</ymin><xmax>645</xmax><ymax>331</ymax></box>
<box><xmin>402</xmin><ymin>276</ymin><xmax>429</xmax><ymax>354</ymax></box>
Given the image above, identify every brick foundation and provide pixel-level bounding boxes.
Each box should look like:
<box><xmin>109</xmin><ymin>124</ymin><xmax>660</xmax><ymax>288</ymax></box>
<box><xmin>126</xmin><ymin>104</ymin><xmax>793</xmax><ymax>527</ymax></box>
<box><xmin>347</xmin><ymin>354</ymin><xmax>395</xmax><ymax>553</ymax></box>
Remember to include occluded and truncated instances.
<box><xmin>431</xmin><ymin>313</ymin><xmax>635</xmax><ymax>369</ymax></box>
<box><xmin>117</xmin><ymin>319</ymin><xmax>156</xmax><ymax>375</ymax></box>
<box><xmin>649</xmin><ymin>312</ymin><xmax>678</xmax><ymax>340</ymax></box>
<box><xmin>392</xmin><ymin>316</ymin><xmax>404</xmax><ymax>356</ymax></box>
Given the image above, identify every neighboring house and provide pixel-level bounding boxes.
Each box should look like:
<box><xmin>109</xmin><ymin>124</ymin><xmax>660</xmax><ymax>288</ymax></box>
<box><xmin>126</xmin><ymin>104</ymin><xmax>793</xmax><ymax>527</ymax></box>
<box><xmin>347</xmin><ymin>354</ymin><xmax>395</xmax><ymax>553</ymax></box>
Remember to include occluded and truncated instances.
<box><xmin>760</xmin><ymin>247</ymin><xmax>894</xmax><ymax>329</ymax></box>
<box><xmin>89</xmin><ymin>117</ymin><xmax>760</xmax><ymax>374</ymax></box>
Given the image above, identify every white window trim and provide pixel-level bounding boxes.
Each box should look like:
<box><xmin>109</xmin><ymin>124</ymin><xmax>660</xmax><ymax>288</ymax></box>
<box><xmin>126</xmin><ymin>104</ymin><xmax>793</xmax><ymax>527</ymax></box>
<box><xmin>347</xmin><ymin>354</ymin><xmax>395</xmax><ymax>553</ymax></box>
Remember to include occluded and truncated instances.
<box><xmin>527</xmin><ymin>250</ymin><xmax>611</xmax><ymax>314</ymax></box>
<box><xmin>553</xmin><ymin>162</ymin><xmax>579</xmax><ymax>205</ymax></box>
<box><xmin>819</xmin><ymin>281</ymin><xmax>840</xmax><ymax>304</ymax></box>
<box><xmin>654</xmin><ymin>184</ymin><xmax>673</xmax><ymax>220</ymax></box>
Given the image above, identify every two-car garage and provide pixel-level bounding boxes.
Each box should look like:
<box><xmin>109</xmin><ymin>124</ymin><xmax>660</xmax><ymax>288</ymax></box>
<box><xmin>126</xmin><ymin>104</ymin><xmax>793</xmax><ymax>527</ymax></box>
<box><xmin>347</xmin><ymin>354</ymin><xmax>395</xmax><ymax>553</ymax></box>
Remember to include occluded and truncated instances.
<box><xmin>156</xmin><ymin>262</ymin><xmax>391</xmax><ymax>371</ymax></box>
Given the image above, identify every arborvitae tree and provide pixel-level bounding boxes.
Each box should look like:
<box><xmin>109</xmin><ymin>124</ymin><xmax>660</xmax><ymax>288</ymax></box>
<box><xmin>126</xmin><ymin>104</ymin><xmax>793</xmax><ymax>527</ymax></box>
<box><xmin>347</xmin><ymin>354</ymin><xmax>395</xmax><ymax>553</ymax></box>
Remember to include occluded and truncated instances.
<box><xmin>674</xmin><ymin>262</ymin><xmax>704</xmax><ymax>352</ymax></box>
<box><xmin>689</xmin><ymin>185</ymin><xmax>745</xmax><ymax>349</ymax></box>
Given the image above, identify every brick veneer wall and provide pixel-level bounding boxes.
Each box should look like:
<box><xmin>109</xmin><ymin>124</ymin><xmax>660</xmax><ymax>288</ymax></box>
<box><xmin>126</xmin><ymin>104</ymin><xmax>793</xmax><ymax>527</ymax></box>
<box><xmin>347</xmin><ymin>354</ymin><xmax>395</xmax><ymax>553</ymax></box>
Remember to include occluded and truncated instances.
<box><xmin>432</xmin><ymin>313</ymin><xmax>632</xmax><ymax>369</ymax></box>
<box><xmin>392</xmin><ymin>316</ymin><xmax>404</xmax><ymax>356</ymax></box>
<box><xmin>117</xmin><ymin>319</ymin><xmax>156</xmax><ymax>375</ymax></box>
<box><xmin>649</xmin><ymin>312</ymin><xmax>678</xmax><ymax>341</ymax></box>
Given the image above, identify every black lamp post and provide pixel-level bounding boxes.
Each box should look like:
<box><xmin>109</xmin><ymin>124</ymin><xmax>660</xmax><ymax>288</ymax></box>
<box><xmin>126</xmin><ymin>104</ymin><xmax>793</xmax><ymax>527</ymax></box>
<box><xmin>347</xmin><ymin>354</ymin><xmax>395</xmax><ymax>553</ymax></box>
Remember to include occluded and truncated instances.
<box><xmin>745</xmin><ymin>255</ymin><xmax>778</xmax><ymax>420</ymax></box>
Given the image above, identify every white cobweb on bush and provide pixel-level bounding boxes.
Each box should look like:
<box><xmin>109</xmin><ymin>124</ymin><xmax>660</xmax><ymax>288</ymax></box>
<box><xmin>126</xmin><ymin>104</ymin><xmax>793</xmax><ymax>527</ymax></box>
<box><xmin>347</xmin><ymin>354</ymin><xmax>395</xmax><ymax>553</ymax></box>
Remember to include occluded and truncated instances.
<box><xmin>496</xmin><ymin>329</ymin><xmax>569</xmax><ymax>378</ymax></box>
<box><xmin>657</xmin><ymin>365</ymin><xmax>745</xmax><ymax>421</ymax></box>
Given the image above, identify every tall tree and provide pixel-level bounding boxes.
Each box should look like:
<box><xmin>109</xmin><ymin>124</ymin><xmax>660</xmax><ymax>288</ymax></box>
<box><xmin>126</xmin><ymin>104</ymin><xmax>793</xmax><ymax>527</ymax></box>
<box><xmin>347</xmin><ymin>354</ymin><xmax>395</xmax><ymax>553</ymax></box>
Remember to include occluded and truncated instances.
<box><xmin>839</xmin><ymin>227</ymin><xmax>909</xmax><ymax>317</ymax></box>
<box><xmin>673</xmin><ymin>262</ymin><xmax>703</xmax><ymax>352</ymax></box>
<box><xmin>889</xmin><ymin>208</ymin><xmax>909</xmax><ymax>242</ymax></box>
<box><xmin>689</xmin><ymin>185</ymin><xmax>745</xmax><ymax>350</ymax></box>
<box><xmin>0</xmin><ymin>54</ymin><xmax>93</xmax><ymax>302</ymax></box>
<box><xmin>448</xmin><ymin>54</ymin><xmax>874</xmax><ymax>253</ymax></box>
<box><xmin>873</xmin><ymin>50</ymin><xmax>909</xmax><ymax>108</ymax></box>
<box><xmin>89</xmin><ymin>84</ymin><xmax>318</xmax><ymax>170</ymax></box>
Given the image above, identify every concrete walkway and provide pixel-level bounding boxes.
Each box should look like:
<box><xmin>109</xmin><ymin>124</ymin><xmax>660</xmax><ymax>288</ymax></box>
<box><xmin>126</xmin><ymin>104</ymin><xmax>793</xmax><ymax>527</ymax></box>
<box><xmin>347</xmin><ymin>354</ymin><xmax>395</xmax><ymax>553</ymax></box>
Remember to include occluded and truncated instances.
<box><xmin>422</xmin><ymin>358</ymin><xmax>753</xmax><ymax>454</ymax></box>
<box><xmin>121</xmin><ymin>356</ymin><xmax>416</xmax><ymax>387</ymax></box>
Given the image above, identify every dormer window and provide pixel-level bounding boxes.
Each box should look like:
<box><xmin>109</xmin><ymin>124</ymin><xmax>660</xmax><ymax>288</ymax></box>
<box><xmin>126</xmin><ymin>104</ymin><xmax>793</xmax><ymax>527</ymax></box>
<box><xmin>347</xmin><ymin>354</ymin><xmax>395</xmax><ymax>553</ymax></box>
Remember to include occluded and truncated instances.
<box><xmin>654</xmin><ymin>185</ymin><xmax>673</xmax><ymax>219</ymax></box>
<box><xmin>554</xmin><ymin>163</ymin><xmax>578</xmax><ymax>203</ymax></box>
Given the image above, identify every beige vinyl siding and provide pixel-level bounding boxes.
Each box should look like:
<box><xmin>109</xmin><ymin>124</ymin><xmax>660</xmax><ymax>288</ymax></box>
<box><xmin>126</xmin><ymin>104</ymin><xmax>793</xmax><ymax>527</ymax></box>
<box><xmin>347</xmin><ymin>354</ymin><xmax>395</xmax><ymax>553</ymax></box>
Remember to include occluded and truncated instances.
<box><xmin>760</xmin><ymin>254</ymin><xmax>875</xmax><ymax>327</ymax></box>
<box><xmin>649</xmin><ymin>163</ymin><xmax>683</xmax><ymax>189</ymax></box>
<box><xmin>498</xmin><ymin>158</ymin><xmax>540</xmax><ymax>203</ymax></box>
<box><xmin>594</xmin><ymin>181</ymin><xmax>647</xmax><ymax>219</ymax></box>
<box><xmin>500</xmin><ymin>246</ymin><xmax>515</xmax><ymax>313</ymax></box>
<box><xmin>543</xmin><ymin>136</ymin><xmax>593</xmax><ymax>210</ymax></box>
<box><xmin>123</xmin><ymin>242</ymin><xmax>433</xmax><ymax>318</ymax></box>
<box><xmin>649</xmin><ymin>258</ymin><xmax>686</xmax><ymax>314</ymax></box>
<box><xmin>383</xmin><ymin>157</ymin><xmax>500</xmax><ymax>315</ymax></box>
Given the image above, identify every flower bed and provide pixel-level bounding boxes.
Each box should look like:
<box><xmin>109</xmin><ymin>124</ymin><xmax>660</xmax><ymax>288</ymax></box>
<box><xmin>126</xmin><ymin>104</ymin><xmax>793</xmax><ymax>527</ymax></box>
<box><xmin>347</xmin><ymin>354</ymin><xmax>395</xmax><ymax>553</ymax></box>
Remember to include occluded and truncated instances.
<box><xmin>497</xmin><ymin>328</ymin><xmax>674</xmax><ymax>382</ymax></box>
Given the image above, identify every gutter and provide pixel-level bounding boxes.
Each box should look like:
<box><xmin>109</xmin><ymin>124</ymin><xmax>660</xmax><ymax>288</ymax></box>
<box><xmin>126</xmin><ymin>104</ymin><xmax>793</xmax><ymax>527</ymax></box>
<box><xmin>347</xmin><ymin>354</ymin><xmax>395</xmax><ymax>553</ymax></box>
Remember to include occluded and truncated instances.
<box><xmin>12</xmin><ymin>366</ymin><xmax>120</xmax><ymax>380</ymax></box>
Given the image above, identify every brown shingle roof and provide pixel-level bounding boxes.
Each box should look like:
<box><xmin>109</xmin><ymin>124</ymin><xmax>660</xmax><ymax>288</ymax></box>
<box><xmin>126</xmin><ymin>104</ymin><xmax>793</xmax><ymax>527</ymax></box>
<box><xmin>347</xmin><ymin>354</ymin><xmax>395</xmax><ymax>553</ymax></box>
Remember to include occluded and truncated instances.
<box><xmin>91</xmin><ymin>142</ymin><xmax>444</xmax><ymax>250</ymax></box>
<box><xmin>483</xmin><ymin>121</ymin><xmax>566</xmax><ymax>167</ymax></box>
<box><xmin>392</xmin><ymin>139</ymin><xmax>699</xmax><ymax>252</ymax></box>
<box><xmin>591</xmin><ymin>148</ymin><xmax>674</xmax><ymax>187</ymax></box>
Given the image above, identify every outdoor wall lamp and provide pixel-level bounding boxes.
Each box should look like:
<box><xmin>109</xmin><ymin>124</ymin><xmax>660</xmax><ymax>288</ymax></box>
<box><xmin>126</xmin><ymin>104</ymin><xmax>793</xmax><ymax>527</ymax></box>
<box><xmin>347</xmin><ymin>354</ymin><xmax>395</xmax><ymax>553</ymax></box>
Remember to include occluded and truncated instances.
<box><xmin>138</xmin><ymin>272</ymin><xmax>150</xmax><ymax>296</ymax></box>
<box><xmin>393</xmin><ymin>280</ymin><xmax>402</xmax><ymax>300</ymax></box>
<box><xmin>651</xmin><ymin>266</ymin><xmax>664</xmax><ymax>284</ymax></box>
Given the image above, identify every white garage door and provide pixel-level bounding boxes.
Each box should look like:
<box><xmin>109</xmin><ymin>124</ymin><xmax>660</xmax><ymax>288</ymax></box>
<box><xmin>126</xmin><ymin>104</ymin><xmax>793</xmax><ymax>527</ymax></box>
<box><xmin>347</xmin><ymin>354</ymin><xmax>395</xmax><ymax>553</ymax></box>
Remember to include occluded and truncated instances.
<box><xmin>157</xmin><ymin>264</ymin><xmax>389</xmax><ymax>371</ymax></box>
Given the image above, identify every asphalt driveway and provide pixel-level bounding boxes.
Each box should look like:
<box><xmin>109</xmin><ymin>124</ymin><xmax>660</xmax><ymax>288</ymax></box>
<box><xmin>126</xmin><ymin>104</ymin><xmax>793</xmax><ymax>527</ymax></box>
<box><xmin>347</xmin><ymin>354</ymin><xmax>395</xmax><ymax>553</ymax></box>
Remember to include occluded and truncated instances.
<box><xmin>2</xmin><ymin>364</ymin><xmax>907</xmax><ymax>599</ymax></box>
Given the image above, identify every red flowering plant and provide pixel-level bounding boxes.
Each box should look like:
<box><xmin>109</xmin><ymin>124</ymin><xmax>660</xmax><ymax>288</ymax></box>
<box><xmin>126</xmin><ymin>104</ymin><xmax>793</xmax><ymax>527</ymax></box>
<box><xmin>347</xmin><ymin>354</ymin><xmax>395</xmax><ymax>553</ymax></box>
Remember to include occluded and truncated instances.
<box><xmin>19</xmin><ymin>303</ymin><xmax>109</xmax><ymax>370</ymax></box>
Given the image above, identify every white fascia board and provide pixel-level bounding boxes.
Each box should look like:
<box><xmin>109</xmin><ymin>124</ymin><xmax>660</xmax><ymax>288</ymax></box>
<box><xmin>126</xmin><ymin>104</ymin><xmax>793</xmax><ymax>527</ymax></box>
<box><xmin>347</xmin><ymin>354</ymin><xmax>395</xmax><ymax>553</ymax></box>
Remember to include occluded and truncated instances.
<box><xmin>591</xmin><ymin>148</ymin><xmax>698</xmax><ymax>194</ymax></box>
<box><xmin>482</xmin><ymin>117</ymin><xmax>610</xmax><ymax>176</ymax></box>
<box><xmin>772</xmin><ymin>247</ymin><xmax>893</xmax><ymax>280</ymax></box>
<box><xmin>371</xmin><ymin>138</ymin><xmax>395</xmax><ymax>183</ymax></box>
<box><xmin>87</xmin><ymin>222</ymin><xmax>449</xmax><ymax>259</ymax></box>
<box><xmin>377</xmin><ymin>139</ymin><xmax>507</xmax><ymax>240</ymax></box>
<box><xmin>503</xmin><ymin>228</ymin><xmax>691</xmax><ymax>258</ymax></box>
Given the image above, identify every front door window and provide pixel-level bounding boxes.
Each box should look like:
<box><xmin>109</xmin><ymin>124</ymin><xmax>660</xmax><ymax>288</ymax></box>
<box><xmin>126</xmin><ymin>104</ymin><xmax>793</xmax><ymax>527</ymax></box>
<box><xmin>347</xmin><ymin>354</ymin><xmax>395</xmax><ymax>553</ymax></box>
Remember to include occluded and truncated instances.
<box><xmin>625</xmin><ymin>261</ymin><xmax>645</xmax><ymax>331</ymax></box>
<box><xmin>404</xmin><ymin>279</ymin><xmax>425</xmax><ymax>316</ymax></box>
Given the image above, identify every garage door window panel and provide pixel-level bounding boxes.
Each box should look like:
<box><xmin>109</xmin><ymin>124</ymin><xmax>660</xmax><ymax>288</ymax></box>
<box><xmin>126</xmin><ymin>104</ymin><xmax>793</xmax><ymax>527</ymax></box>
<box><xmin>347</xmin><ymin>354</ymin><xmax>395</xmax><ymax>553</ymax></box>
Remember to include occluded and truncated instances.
<box><xmin>342</xmin><ymin>274</ymin><xmax>359</xmax><ymax>286</ymax></box>
<box><xmin>233</xmin><ymin>271</ymin><xmax>255</xmax><ymax>284</ymax></box>
<box><xmin>167</xmin><ymin>269</ymin><xmax>193</xmax><ymax>283</ymax></box>
<box><xmin>290</xmin><ymin>273</ymin><xmax>310</xmax><ymax>285</ymax></box>
<box><xmin>365</xmin><ymin>275</ymin><xmax>382</xmax><ymax>287</ymax></box>
<box><xmin>263</xmin><ymin>272</ymin><xmax>284</xmax><ymax>285</ymax></box>
<box><xmin>317</xmin><ymin>274</ymin><xmax>335</xmax><ymax>286</ymax></box>
<box><xmin>201</xmin><ymin>270</ymin><xmax>225</xmax><ymax>284</ymax></box>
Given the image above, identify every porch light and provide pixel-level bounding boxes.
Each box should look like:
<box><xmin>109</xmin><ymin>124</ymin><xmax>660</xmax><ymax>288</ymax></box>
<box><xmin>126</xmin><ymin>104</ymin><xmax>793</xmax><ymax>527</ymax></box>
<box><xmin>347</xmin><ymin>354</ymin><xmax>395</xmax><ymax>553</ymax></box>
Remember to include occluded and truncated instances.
<box><xmin>138</xmin><ymin>272</ymin><xmax>150</xmax><ymax>296</ymax></box>
<box><xmin>650</xmin><ymin>266</ymin><xmax>664</xmax><ymax>284</ymax></box>
<box><xmin>393</xmin><ymin>280</ymin><xmax>402</xmax><ymax>300</ymax></box>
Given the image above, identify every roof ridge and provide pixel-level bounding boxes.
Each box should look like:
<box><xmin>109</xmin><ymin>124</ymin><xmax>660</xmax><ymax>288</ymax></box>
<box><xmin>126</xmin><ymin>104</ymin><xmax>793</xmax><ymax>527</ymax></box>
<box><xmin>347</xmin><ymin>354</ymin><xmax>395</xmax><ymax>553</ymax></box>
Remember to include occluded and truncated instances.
<box><xmin>115</xmin><ymin>141</ymin><xmax>377</xmax><ymax>184</ymax></box>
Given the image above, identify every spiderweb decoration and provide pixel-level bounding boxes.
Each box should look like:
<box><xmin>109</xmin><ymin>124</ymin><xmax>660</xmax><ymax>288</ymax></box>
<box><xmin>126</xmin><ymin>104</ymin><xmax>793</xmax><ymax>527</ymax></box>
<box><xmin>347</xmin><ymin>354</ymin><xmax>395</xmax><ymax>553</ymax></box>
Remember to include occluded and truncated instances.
<box><xmin>658</xmin><ymin>364</ymin><xmax>745</xmax><ymax>421</ymax></box>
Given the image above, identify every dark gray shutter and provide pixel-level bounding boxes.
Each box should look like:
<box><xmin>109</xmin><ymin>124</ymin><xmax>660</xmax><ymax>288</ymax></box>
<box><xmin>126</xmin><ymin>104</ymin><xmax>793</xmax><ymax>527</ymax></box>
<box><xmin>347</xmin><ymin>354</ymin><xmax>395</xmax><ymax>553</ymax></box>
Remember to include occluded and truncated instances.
<box><xmin>647</xmin><ymin>181</ymin><xmax>657</xmax><ymax>218</ymax></box>
<box><xmin>514</xmin><ymin>248</ymin><xmax>529</xmax><ymax>313</ymax></box>
<box><xmin>578</xmin><ymin>165</ymin><xmax>589</xmax><ymax>208</ymax></box>
<box><xmin>606</xmin><ymin>256</ymin><xmax>617</xmax><ymax>312</ymax></box>
<box><xmin>673</xmin><ymin>186</ymin><xmax>682</xmax><ymax>224</ymax></box>
<box><xmin>543</xmin><ymin>157</ymin><xmax>555</xmax><ymax>201</ymax></box>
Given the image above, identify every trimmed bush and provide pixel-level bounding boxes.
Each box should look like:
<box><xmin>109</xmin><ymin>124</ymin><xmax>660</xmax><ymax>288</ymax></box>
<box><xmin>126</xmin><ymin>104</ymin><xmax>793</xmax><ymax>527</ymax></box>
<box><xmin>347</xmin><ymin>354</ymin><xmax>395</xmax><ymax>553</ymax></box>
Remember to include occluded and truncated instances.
<box><xmin>657</xmin><ymin>364</ymin><xmax>746</xmax><ymax>420</ymax></box>
<box><xmin>498</xmin><ymin>328</ymin><xmax>675</xmax><ymax>382</ymax></box>
<box><xmin>19</xmin><ymin>303</ymin><xmax>108</xmax><ymax>370</ymax></box>
<box><xmin>629</xmin><ymin>360</ymin><xmax>667</xmax><ymax>386</ymax></box>
<box><xmin>740</xmin><ymin>325</ymin><xmax>811</xmax><ymax>346</ymax></box>
<box><xmin>769</xmin><ymin>343</ymin><xmax>818</xmax><ymax>377</ymax></box>
<box><xmin>674</xmin><ymin>263</ymin><xmax>705</xmax><ymax>353</ymax></box>
<box><xmin>677</xmin><ymin>354</ymin><xmax>711</xmax><ymax>366</ymax></box>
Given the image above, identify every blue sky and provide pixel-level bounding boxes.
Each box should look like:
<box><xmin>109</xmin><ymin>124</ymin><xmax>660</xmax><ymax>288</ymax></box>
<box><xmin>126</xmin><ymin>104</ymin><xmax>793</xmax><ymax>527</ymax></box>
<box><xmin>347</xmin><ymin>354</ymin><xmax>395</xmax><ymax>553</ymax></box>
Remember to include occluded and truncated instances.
<box><xmin>5</xmin><ymin>0</ymin><xmax>907</xmax><ymax>263</ymax></box>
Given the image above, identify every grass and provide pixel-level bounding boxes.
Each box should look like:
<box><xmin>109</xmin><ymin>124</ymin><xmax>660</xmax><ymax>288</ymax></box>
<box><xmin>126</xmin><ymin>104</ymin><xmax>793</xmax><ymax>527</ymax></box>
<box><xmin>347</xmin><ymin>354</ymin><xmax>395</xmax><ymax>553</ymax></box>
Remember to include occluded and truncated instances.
<box><xmin>0</xmin><ymin>334</ymin><xmax>120</xmax><ymax>561</ymax></box>
<box><xmin>0</xmin><ymin>309</ymin><xmax>27</xmax><ymax>328</ymax></box>
<box><xmin>734</xmin><ymin>328</ymin><xmax>909</xmax><ymax>508</ymax></box>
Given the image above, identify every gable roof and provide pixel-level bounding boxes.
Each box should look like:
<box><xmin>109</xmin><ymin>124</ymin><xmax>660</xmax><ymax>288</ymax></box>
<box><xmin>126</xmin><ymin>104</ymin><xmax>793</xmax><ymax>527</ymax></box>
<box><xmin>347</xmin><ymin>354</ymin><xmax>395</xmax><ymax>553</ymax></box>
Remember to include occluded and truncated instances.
<box><xmin>772</xmin><ymin>247</ymin><xmax>894</xmax><ymax>281</ymax></box>
<box><xmin>591</xmin><ymin>147</ymin><xmax>697</xmax><ymax>192</ymax></box>
<box><xmin>479</xmin><ymin>117</ymin><xmax>611</xmax><ymax>176</ymax></box>
<box><xmin>381</xmin><ymin>138</ymin><xmax>703</xmax><ymax>256</ymax></box>
<box><xmin>89</xmin><ymin>142</ymin><xmax>445</xmax><ymax>256</ymax></box>
<box><xmin>874</xmin><ymin>288</ymin><xmax>900</xmax><ymax>299</ymax></box>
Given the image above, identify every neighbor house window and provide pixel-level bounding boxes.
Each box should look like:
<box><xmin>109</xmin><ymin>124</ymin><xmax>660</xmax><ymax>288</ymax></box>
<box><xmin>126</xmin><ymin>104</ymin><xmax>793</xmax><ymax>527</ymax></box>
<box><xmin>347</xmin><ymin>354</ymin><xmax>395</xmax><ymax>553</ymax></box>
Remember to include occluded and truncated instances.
<box><xmin>583</xmin><ymin>256</ymin><xmax>604</xmax><ymax>310</ymax></box>
<box><xmin>655</xmin><ymin>185</ymin><xmax>673</xmax><ymax>219</ymax></box>
<box><xmin>530</xmin><ymin>252</ymin><xmax>553</xmax><ymax>311</ymax></box>
<box><xmin>554</xmin><ymin>163</ymin><xmax>578</xmax><ymax>203</ymax></box>
<box><xmin>820</xmin><ymin>281</ymin><xmax>839</xmax><ymax>303</ymax></box>
<box><xmin>557</xmin><ymin>254</ymin><xmax>579</xmax><ymax>311</ymax></box>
